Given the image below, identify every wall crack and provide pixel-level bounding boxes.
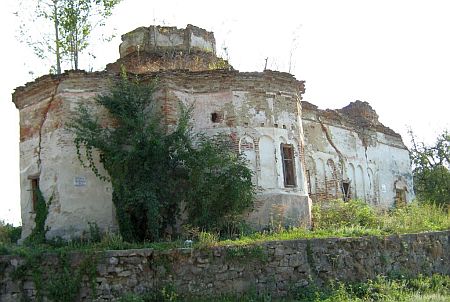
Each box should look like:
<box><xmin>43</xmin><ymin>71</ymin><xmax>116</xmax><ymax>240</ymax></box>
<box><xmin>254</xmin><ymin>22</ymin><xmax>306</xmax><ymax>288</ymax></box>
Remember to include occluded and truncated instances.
<box><xmin>318</xmin><ymin>117</ymin><xmax>346</xmax><ymax>178</ymax></box>
<box><xmin>37</xmin><ymin>81</ymin><xmax>61</xmax><ymax>172</ymax></box>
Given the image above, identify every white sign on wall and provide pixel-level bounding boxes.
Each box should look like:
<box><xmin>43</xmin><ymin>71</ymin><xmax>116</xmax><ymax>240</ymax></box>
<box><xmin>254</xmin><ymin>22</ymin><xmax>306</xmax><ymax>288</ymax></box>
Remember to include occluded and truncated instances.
<box><xmin>74</xmin><ymin>176</ymin><xmax>87</xmax><ymax>187</ymax></box>
<box><xmin>381</xmin><ymin>184</ymin><xmax>387</xmax><ymax>193</ymax></box>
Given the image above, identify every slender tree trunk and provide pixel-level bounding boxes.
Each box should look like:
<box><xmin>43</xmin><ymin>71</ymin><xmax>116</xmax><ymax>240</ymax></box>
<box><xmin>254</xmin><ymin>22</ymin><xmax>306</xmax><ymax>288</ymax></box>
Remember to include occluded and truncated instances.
<box><xmin>53</xmin><ymin>0</ymin><xmax>61</xmax><ymax>74</ymax></box>
<box><xmin>74</xmin><ymin>30</ymin><xmax>78</xmax><ymax>70</ymax></box>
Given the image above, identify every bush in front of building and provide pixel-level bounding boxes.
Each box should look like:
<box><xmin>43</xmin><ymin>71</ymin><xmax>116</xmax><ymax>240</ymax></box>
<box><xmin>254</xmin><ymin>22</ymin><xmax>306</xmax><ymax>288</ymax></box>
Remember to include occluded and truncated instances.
<box><xmin>69</xmin><ymin>71</ymin><xmax>255</xmax><ymax>242</ymax></box>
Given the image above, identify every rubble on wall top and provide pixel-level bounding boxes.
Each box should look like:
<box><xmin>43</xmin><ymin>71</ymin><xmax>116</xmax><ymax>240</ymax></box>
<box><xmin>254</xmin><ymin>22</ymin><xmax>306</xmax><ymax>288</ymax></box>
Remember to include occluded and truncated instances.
<box><xmin>119</xmin><ymin>24</ymin><xmax>216</xmax><ymax>58</ymax></box>
<box><xmin>302</xmin><ymin>100</ymin><xmax>402</xmax><ymax>139</ymax></box>
<box><xmin>12</xmin><ymin>68</ymin><xmax>304</xmax><ymax>108</ymax></box>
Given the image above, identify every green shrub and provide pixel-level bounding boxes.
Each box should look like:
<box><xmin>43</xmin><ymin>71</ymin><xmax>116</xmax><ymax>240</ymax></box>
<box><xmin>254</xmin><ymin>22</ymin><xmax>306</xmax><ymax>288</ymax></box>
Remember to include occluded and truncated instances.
<box><xmin>312</xmin><ymin>199</ymin><xmax>380</xmax><ymax>230</ymax></box>
<box><xmin>196</xmin><ymin>231</ymin><xmax>219</xmax><ymax>248</ymax></box>
<box><xmin>381</xmin><ymin>201</ymin><xmax>450</xmax><ymax>233</ymax></box>
<box><xmin>70</xmin><ymin>72</ymin><xmax>254</xmax><ymax>242</ymax></box>
<box><xmin>0</xmin><ymin>220</ymin><xmax>22</xmax><ymax>244</ymax></box>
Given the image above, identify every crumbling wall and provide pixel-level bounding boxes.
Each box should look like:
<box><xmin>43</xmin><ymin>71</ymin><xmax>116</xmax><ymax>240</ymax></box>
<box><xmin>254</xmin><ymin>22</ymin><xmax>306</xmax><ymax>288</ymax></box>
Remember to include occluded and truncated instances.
<box><xmin>13</xmin><ymin>71</ymin><xmax>118</xmax><ymax>240</ymax></box>
<box><xmin>119</xmin><ymin>24</ymin><xmax>216</xmax><ymax>58</ymax></box>
<box><xmin>13</xmin><ymin>69</ymin><xmax>312</xmax><ymax>240</ymax></box>
<box><xmin>108</xmin><ymin>24</ymin><xmax>227</xmax><ymax>74</ymax></box>
<box><xmin>302</xmin><ymin>101</ymin><xmax>414</xmax><ymax>206</ymax></box>
<box><xmin>152</xmin><ymin>69</ymin><xmax>311</xmax><ymax>227</ymax></box>
<box><xmin>1</xmin><ymin>231</ymin><xmax>448</xmax><ymax>301</ymax></box>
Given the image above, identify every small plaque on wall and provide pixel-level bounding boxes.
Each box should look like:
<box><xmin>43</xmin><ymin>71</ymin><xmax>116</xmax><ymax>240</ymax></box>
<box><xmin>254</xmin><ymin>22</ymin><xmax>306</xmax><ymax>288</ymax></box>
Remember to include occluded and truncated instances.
<box><xmin>74</xmin><ymin>176</ymin><xmax>87</xmax><ymax>187</ymax></box>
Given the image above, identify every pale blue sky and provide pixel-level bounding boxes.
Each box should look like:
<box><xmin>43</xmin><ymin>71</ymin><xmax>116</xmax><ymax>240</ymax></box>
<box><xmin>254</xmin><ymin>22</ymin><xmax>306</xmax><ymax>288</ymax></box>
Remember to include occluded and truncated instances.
<box><xmin>1</xmin><ymin>0</ymin><xmax>449</xmax><ymax>225</ymax></box>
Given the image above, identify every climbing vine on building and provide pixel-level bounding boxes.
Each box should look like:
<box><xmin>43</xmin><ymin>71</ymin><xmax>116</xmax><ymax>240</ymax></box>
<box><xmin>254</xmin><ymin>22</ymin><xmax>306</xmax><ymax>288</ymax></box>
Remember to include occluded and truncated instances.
<box><xmin>69</xmin><ymin>71</ymin><xmax>254</xmax><ymax>242</ymax></box>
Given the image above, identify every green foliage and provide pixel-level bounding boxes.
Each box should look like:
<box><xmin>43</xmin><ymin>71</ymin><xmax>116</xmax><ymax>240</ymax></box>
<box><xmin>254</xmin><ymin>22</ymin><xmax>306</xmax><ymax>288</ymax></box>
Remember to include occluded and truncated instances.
<box><xmin>289</xmin><ymin>274</ymin><xmax>450</xmax><ymax>302</ymax></box>
<box><xmin>183</xmin><ymin>134</ymin><xmax>254</xmax><ymax>233</ymax></box>
<box><xmin>196</xmin><ymin>231</ymin><xmax>219</xmax><ymax>249</ymax></box>
<box><xmin>208</xmin><ymin>58</ymin><xmax>232</xmax><ymax>70</ymax></box>
<box><xmin>381</xmin><ymin>201</ymin><xmax>450</xmax><ymax>233</ymax></box>
<box><xmin>225</xmin><ymin>245</ymin><xmax>268</xmax><ymax>263</ymax></box>
<box><xmin>12</xmin><ymin>248</ymin><xmax>99</xmax><ymax>302</ymax></box>
<box><xmin>119</xmin><ymin>285</ymin><xmax>178</xmax><ymax>302</ymax></box>
<box><xmin>312</xmin><ymin>199</ymin><xmax>380</xmax><ymax>230</ymax></box>
<box><xmin>58</xmin><ymin>0</ymin><xmax>121</xmax><ymax>69</ymax></box>
<box><xmin>222</xmin><ymin>200</ymin><xmax>448</xmax><ymax>247</ymax></box>
<box><xmin>17</xmin><ymin>0</ymin><xmax>121</xmax><ymax>73</ymax></box>
<box><xmin>410</xmin><ymin>129</ymin><xmax>450</xmax><ymax>206</ymax></box>
<box><xmin>117</xmin><ymin>274</ymin><xmax>450</xmax><ymax>302</ymax></box>
<box><xmin>47</xmin><ymin>252</ymin><xmax>81</xmax><ymax>302</ymax></box>
<box><xmin>25</xmin><ymin>188</ymin><xmax>50</xmax><ymax>245</ymax></box>
<box><xmin>69</xmin><ymin>72</ymin><xmax>254</xmax><ymax>242</ymax></box>
<box><xmin>0</xmin><ymin>221</ymin><xmax>22</xmax><ymax>244</ymax></box>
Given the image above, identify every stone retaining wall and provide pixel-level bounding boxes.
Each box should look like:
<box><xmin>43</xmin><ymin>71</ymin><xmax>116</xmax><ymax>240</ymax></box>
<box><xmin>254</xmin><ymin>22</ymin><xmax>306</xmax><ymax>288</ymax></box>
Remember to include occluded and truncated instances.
<box><xmin>1</xmin><ymin>231</ymin><xmax>448</xmax><ymax>301</ymax></box>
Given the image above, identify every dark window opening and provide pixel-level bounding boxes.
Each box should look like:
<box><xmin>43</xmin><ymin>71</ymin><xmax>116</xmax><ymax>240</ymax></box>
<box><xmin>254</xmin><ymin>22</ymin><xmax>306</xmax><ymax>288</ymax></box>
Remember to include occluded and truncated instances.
<box><xmin>282</xmin><ymin>125</ymin><xmax>287</xmax><ymax>129</ymax></box>
<box><xmin>306</xmin><ymin>170</ymin><xmax>312</xmax><ymax>194</ymax></box>
<box><xmin>395</xmin><ymin>189</ymin><xmax>406</xmax><ymax>207</ymax></box>
<box><xmin>211</xmin><ymin>112</ymin><xmax>221</xmax><ymax>123</ymax></box>
<box><xmin>281</xmin><ymin>144</ymin><xmax>296</xmax><ymax>187</ymax></box>
<box><xmin>30</xmin><ymin>177</ymin><xmax>39</xmax><ymax>212</ymax></box>
<box><xmin>274</xmin><ymin>123</ymin><xmax>278</xmax><ymax>128</ymax></box>
<box><xmin>342</xmin><ymin>181</ymin><xmax>350</xmax><ymax>201</ymax></box>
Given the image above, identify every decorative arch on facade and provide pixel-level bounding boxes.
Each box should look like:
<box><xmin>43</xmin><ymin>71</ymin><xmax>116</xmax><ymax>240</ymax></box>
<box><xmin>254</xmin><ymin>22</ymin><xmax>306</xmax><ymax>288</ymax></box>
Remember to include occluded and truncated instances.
<box><xmin>326</xmin><ymin>159</ymin><xmax>338</xmax><ymax>198</ymax></box>
<box><xmin>394</xmin><ymin>176</ymin><xmax>408</xmax><ymax>206</ymax></box>
<box><xmin>348</xmin><ymin>163</ymin><xmax>356</xmax><ymax>200</ymax></box>
<box><xmin>258</xmin><ymin>135</ymin><xmax>277</xmax><ymax>189</ymax></box>
<box><xmin>239</xmin><ymin>135</ymin><xmax>257</xmax><ymax>184</ymax></box>
<box><xmin>291</xmin><ymin>138</ymin><xmax>304</xmax><ymax>191</ymax></box>
<box><xmin>278</xmin><ymin>135</ymin><xmax>288</xmax><ymax>144</ymax></box>
<box><xmin>305</xmin><ymin>156</ymin><xmax>316</xmax><ymax>195</ymax></box>
<box><xmin>315</xmin><ymin>158</ymin><xmax>327</xmax><ymax>200</ymax></box>
<box><xmin>356</xmin><ymin>165</ymin><xmax>366</xmax><ymax>201</ymax></box>
<box><xmin>367</xmin><ymin>168</ymin><xmax>375</xmax><ymax>203</ymax></box>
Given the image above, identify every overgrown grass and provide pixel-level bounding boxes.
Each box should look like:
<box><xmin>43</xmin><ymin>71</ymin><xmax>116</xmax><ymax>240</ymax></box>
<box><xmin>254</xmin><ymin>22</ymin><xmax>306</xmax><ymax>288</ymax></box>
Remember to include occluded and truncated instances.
<box><xmin>117</xmin><ymin>274</ymin><xmax>450</xmax><ymax>302</ymax></box>
<box><xmin>1</xmin><ymin>200</ymin><xmax>448</xmax><ymax>256</ymax></box>
<box><xmin>0</xmin><ymin>231</ymin><xmax>184</xmax><ymax>257</ymax></box>
<box><xmin>219</xmin><ymin>200</ymin><xmax>449</xmax><ymax>247</ymax></box>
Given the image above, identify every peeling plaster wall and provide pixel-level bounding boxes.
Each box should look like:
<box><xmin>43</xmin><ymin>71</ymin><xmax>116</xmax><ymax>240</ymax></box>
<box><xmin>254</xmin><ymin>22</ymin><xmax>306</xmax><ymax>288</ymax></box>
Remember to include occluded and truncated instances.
<box><xmin>302</xmin><ymin>102</ymin><xmax>414</xmax><ymax>206</ymax></box>
<box><xmin>13</xmin><ymin>69</ymin><xmax>312</xmax><ymax>239</ymax></box>
<box><xmin>14</xmin><ymin>72</ymin><xmax>118</xmax><ymax>240</ymax></box>
<box><xmin>153</xmin><ymin>70</ymin><xmax>312</xmax><ymax>228</ymax></box>
<box><xmin>12</xmin><ymin>24</ymin><xmax>415</xmax><ymax>240</ymax></box>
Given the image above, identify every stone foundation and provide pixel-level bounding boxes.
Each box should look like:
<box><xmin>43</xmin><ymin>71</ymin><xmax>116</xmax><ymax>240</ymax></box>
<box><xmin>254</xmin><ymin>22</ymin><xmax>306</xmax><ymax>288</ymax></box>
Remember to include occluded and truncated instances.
<box><xmin>1</xmin><ymin>231</ymin><xmax>448</xmax><ymax>301</ymax></box>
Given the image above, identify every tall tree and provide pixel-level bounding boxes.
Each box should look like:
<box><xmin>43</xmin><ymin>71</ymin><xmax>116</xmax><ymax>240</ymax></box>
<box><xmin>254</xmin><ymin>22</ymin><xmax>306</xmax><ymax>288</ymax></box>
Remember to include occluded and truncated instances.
<box><xmin>16</xmin><ymin>0</ymin><xmax>121</xmax><ymax>73</ymax></box>
<box><xmin>409</xmin><ymin>130</ymin><xmax>450</xmax><ymax>206</ymax></box>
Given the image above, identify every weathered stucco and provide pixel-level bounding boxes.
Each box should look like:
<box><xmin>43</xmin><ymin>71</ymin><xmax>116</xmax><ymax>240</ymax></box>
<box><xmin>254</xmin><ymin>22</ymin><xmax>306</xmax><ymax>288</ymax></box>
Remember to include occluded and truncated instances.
<box><xmin>13</xmin><ymin>72</ymin><xmax>118</xmax><ymax>240</ymax></box>
<box><xmin>302</xmin><ymin>101</ymin><xmax>414</xmax><ymax>206</ymax></box>
<box><xmin>13</xmin><ymin>68</ymin><xmax>312</xmax><ymax>239</ymax></box>
<box><xmin>12</xmin><ymin>24</ymin><xmax>413</xmax><ymax>240</ymax></box>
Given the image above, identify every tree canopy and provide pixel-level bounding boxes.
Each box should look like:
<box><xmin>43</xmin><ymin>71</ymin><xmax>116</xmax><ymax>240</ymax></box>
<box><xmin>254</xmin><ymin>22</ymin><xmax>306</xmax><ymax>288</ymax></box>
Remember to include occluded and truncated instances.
<box><xmin>69</xmin><ymin>72</ymin><xmax>255</xmax><ymax>242</ymax></box>
<box><xmin>17</xmin><ymin>0</ymin><xmax>120</xmax><ymax>73</ymax></box>
<box><xmin>409</xmin><ymin>130</ymin><xmax>450</xmax><ymax>206</ymax></box>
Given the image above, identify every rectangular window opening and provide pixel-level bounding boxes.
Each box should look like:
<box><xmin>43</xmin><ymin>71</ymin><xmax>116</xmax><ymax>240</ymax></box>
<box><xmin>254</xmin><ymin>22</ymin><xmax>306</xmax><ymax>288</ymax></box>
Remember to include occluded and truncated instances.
<box><xmin>281</xmin><ymin>144</ymin><xmax>296</xmax><ymax>187</ymax></box>
<box><xmin>342</xmin><ymin>181</ymin><xmax>350</xmax><ymax>201</ymax></box>
<box><xmin>395</xmin><ymin>189</ymin><xmax>406</xmax><ymax>207</ymax></box>
<box><xmin>306</xmin><ymin>170</ymin><xmax>312</xmax><ymax>194</ymax></box>
<box><xmin>29</xmin><ymin>176</ymin><xmax>39</xmax><ymax>212</ymax></box>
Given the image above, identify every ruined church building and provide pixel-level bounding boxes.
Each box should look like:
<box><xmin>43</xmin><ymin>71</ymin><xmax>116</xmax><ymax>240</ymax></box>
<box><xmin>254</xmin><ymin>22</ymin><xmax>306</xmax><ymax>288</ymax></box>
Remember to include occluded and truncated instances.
<box><xmin>13</xmin><ymin>25</ymin><xmax>414</xmax><ymax>239</ymax></box>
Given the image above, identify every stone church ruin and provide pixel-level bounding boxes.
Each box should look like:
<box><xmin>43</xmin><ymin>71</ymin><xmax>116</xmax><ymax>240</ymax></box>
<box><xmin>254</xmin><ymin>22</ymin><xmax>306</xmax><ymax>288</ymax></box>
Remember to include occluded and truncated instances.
<box><xmin>13</xmin><ymin>25</ymin><xmax>414</xmax><ymax>240</ymax></box>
